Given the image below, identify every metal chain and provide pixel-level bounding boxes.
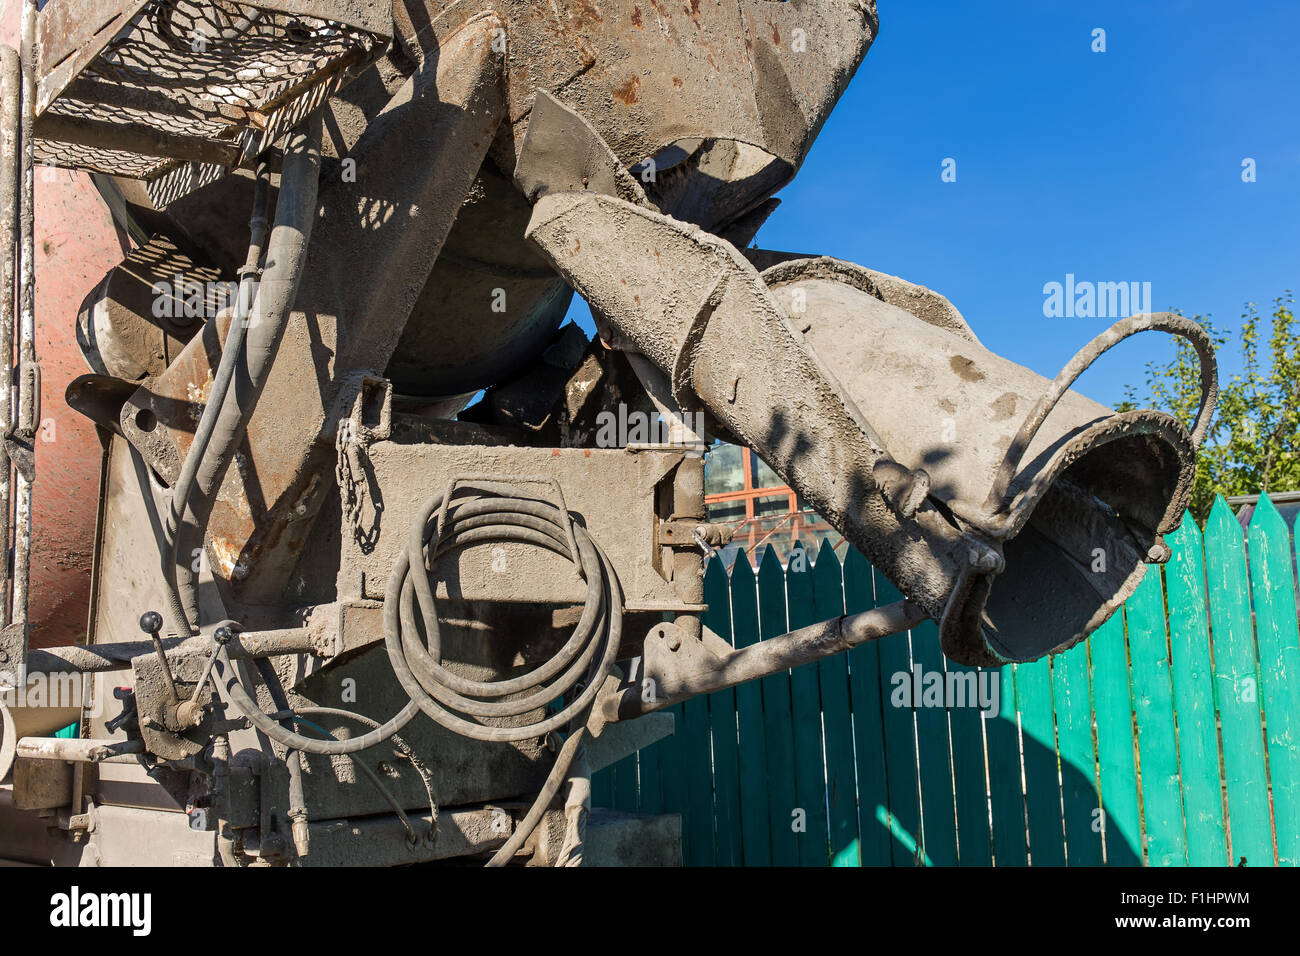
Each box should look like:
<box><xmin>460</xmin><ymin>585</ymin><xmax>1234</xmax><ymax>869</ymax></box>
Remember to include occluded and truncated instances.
<box><xmin>335</xmin><ymin>416</ymin><xmax>369</xmax><ymax>547</ymax></box>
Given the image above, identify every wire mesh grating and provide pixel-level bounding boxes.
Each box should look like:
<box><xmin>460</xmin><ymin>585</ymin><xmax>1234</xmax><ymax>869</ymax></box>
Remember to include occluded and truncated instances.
<box><xmin>35</xmin><ymin>0</ymin><xmax>385</xmax><ymax>181</ymax></box>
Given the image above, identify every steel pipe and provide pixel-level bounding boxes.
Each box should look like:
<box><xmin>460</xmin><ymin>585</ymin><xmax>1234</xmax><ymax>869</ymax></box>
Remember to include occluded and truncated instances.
<box><xmin>0</xmin><ymin>45</ymin><xmax>19</xmax><ymax>634</ymax></box>
<box><xmin>9</xmin><ymin>0</ymin><xmax>35</xmax><ymax>649</ymax></box>
<box><xmin>25</xmin><ymin>628</ymin><xmax>320</xmax><ymax>675</ymax></box>
<box><xmin>603</xmin><ymin>598</ymin><xmax>927</xmax><ymax>722</ymax></box>
<box><xmin>15</xmin><ymin>736</ymin><xmax>143</xmax><ymax>763</ymax></box>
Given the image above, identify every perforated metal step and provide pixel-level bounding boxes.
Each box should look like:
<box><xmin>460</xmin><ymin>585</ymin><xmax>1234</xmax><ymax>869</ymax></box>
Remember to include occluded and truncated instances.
<box><xmin>33</xmin><ymin>0</ymin><xmax>390</xmax><ymax>182</ymax></box>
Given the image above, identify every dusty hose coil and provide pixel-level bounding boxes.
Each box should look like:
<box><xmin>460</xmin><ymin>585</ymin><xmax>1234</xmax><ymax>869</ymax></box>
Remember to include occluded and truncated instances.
<box><xmin>386</xmin><ymin>488</ymin><xmax>622</xmax><ymax>743</ymax></box>
<box><xmin>214</xmin><ymin>486</ymin><xmax>621</xmax><ymax>754</ymax></box>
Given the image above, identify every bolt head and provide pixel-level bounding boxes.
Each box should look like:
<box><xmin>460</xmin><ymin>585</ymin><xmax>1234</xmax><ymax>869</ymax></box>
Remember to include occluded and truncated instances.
<box><xmin>214</xmin><ymin>625</ymin><xmax>233</xmax><ymax>645</ymax></box>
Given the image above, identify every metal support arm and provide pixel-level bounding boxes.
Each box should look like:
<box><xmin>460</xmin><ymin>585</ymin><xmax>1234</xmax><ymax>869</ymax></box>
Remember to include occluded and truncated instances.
<box><xmin>602</xmin><ymin>599</ymin><xmax>926</xmax><ymax>722</ymax></box>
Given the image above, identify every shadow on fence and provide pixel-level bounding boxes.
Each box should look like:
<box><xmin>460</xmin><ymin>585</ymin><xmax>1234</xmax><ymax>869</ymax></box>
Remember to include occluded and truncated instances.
<box><xmin>593</xmin><ymin>494</ymin><xmax>1300</xmax><ymax>866</ymax></box>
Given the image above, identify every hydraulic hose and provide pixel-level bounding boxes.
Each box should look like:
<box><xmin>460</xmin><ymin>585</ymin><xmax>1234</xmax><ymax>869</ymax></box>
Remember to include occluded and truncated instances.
<box><xmin>212</xmin><ymin>648</ymin><xmax>420</xmax><ymax>756</ymax></box>
<box><xmin>171</xmin><ymin>115</ymin><xmax>322</xmax><ymax>634</ymax></box>
<box><xmin>288</xmin><ymin>714</ymin><xmax>420</xmax><ymax>848</ymax></box>
<box><xmin>396</xmin><ymin>486</ymin><xmax>620</xmax><ymax>865</ymax></box>
<box><xmin>212</xmin><ymin>484</ymin><xmax>620</xmax><ymax>865</ymax></box>
<box><xmin>292</xmin><ymin>705</ymin><xmax>439</xmax><ymax>845</ymax></box>
<box><xmin>160</xmin><ymin>160</ymin><xmax>272</xmax><ymax>637</ymax></box>
<box><xmin>485</xmin><ymin>726</ymin><xmax>586</xmax><ymax>867</ymax></box>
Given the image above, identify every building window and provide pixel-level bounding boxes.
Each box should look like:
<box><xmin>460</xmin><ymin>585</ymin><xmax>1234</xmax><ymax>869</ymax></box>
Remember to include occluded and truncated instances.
<box><xmin>703</xmin><ymin>442</ymin><xmax>844</xmax><ymax>567</ymax></box>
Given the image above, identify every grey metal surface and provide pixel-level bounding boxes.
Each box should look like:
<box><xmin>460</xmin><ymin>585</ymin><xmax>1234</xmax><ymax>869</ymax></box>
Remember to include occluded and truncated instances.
<box><xmin>581</xmin><ymin>808</ymin><xmax>682</xmax><ymax>867</ymax></box>
<box><xmin>0</xmin><ymin>694</ymin><xmax>81</xmax><ymax>781</ymax></box>
<box><xmin>120</xmin><ymin>10</ymin><xmax>509</xmax><ymax>607</ymax></box>
<box><xmin>6</xmin><ymin>2</ymin><xmax>37</xmax><ymax>682</ymax></box>
<box><xmin>340</xmin><ymin>442</ymin><xmax>696</xmax><ymax>613</ymax></box>
<box><xmin>75</xmin><ymin>234</ymin><xmax>215</xmax><ymax>380</ymax></box>
<box><xmin>386</xmin><ymin>162</ymin><xmax>574</xmax><ymax>397</ymax></box>
<box><xmin>401</xmin><ymin>0</ymin><xmax>877</xmax><ymax>215</ymax></box>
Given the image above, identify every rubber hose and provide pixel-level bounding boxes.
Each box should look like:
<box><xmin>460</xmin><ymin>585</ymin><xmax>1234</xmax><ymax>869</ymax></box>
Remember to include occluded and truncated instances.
<box><xmin>172</xmin><ymin>115</ymin><xmax>322</xmax><ymax>634</ymax></box>
<box><xmin>212</xmin><ymin>647</ymin><xmax>420</xmax><ymax>756</ymax></box>
<box><xmin>383</xmin><ymin>491</ymin><xmax>622</xmax><ymax>743</ymax></box>
<box><xmin>485</xmin><ymin>727</ymin><xmax>586</xmax><ymax>867</ymax></box>
<box><xmin>294</xmin><ymin>705</ymin><xmax>438</xmax><ymax>842</ymax></box>
<box><xmin>160</xmin><ymin>161</ymin><xmax>271</xmax><ymax>637</ymax></box>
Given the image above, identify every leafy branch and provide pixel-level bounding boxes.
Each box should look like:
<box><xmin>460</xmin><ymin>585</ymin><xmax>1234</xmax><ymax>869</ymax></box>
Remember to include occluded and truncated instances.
<box><xmin>1117</xmin><ymin>292</ymin><xmax>1298</xmax><ymax>520</ymax></box>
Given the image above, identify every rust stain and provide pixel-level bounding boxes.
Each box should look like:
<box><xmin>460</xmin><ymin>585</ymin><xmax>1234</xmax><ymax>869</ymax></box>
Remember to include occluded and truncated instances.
<box><xmin>672</xmin><ymin>76</ymin><xmax>683</xmax><ymax>88</ymax></box>
<box><xmin>573</xmin><ymin>0</ymin><xmax>602</xmax><ymax>29</ymax></box>
<box><xmin>772</xmin><ymin>23</ymin><xmax>781</xmax><ymax>46</ymax></box>
<box><xmin>612</xmin><ymin>75</ymin><xmax>641</xmax><ymax>105</ymax></box>
<box><xmin>949</xmin><ymin>355</ymin><xmax>986</xmax><ymax>383</ymax></box>
<box><xmin>210</xmin><ymin>536</ymin><xmax>246</xmax><ymax>579</ymax></box>
<box><xmin>631</xmin><ymin>5</ymin><xmax>642</xmax><ymax>27</ymax></box>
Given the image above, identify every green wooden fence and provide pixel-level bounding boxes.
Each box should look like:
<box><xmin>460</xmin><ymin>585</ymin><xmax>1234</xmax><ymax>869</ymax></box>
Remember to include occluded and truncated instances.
<box><xmin>592</xmin><ymin>494</ymin><xmax>1300</xmax><ymax>866</ymax></box>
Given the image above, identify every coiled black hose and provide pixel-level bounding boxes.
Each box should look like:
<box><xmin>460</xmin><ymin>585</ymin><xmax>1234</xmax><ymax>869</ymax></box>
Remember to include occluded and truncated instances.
<box><xmin>215</xmin><ymin>486</ymin><xmax>621</xmax><ymax>754</ymax></box>
<box><xmin>387</xmin><ymin>490</ymin><xmax>622</xmax><ymax>743</ymax></box>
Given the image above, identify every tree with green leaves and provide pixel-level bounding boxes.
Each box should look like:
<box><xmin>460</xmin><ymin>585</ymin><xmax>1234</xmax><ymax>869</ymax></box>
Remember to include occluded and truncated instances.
<box><xmin>1117</xmin><ymin>292</ymin><xmax>1298</xmax><ymax>520</ymax></box>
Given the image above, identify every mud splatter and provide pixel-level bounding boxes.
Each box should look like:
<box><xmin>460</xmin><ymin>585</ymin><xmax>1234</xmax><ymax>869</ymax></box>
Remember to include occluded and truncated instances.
<box><xmin>989</xmin><ymin>392</ymin><xmax>1017</xmax><ymax>421</ymax></box>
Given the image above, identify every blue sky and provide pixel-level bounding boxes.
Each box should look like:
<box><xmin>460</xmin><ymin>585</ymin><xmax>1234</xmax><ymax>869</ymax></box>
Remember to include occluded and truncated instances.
<box><xmin>567</xmin><ymin>0</ymin><xmax>1299</xmax><ymax>408</ymax></box>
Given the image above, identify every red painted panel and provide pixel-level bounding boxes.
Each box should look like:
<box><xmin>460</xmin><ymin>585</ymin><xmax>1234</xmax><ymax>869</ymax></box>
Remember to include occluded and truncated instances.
<box><xmin>4</xmin><ymin>2</ymin><xmax>131</xmax><ymax>647</ymax></box>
